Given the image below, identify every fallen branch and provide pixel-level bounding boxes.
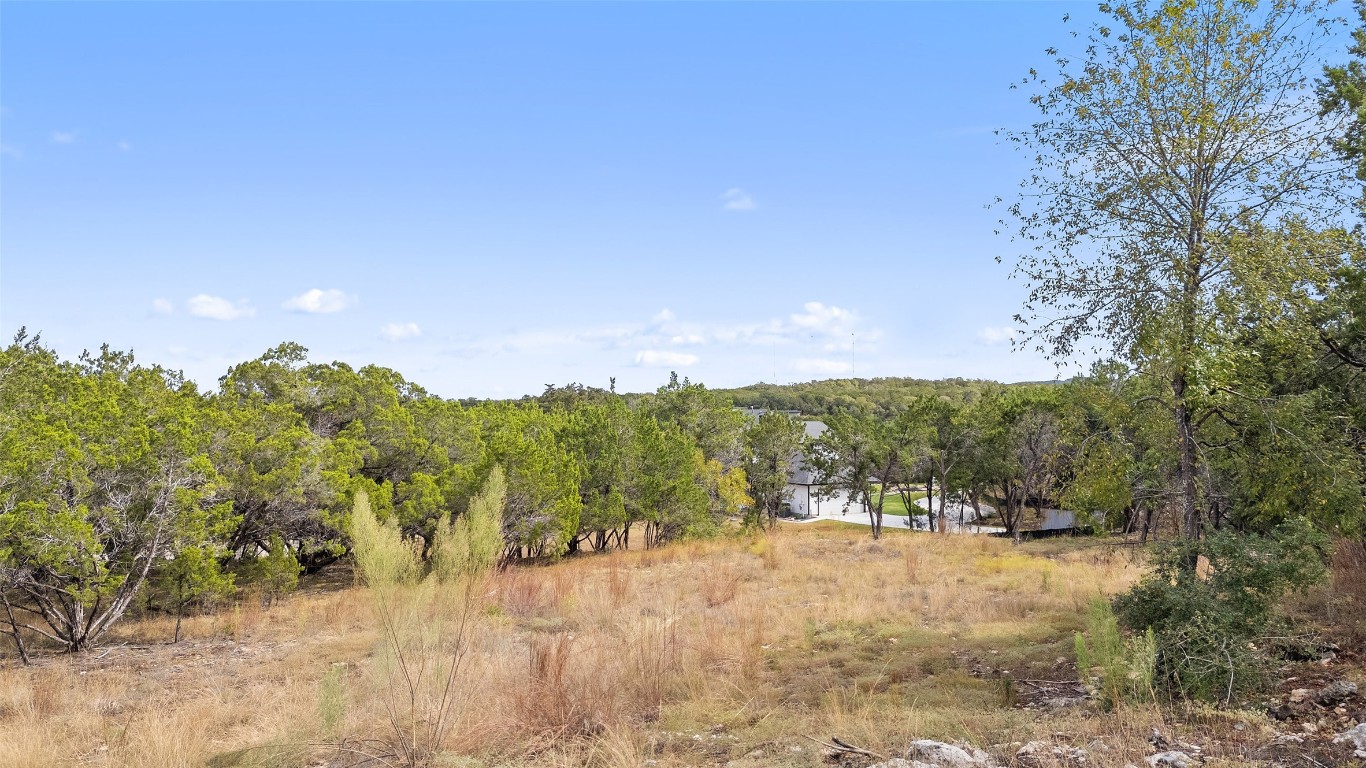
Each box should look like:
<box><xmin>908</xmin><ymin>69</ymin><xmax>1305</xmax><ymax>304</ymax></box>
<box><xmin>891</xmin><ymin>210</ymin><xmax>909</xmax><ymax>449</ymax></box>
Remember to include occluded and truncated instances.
<box><xmin>803</xmin><ymin>735</ymin><xmax>886</xmax><ymax>760</ymax></box>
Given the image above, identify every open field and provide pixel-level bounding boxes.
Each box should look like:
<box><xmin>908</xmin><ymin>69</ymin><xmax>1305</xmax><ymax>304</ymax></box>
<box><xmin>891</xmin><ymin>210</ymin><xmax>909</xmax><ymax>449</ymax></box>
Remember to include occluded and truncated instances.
<box><xmin>1</xmin><ymin>527</ymin><xmax>1360</xmax><ymax>767</ymax></box>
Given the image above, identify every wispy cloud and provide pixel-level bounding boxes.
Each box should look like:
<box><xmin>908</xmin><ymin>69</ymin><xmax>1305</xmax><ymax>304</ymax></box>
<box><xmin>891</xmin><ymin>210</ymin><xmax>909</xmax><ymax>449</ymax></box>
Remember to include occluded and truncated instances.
<box><xmin>50</xmin><ymin>131</ymin><xmax>77</xmax><ymax>145</ymax></box>
<box><xmin>720</xmin><ymin>188</ymin><xmax>756</xmax><ymax>212</ymax></box>
<box><xmin>976</xmin><ymin>326</ymin><xmax>1020</xmax><ymax>345</ymax></box>
<box><xmin>0</xmin><ymin>143</ymin><xmax>22</xmax><ymax>159</ymax></box>
<box><xmin>635</xmin><ymin>350</ymin><xmax>700</xmax><ymax>367</ymax></box>
<box><xmin>433</xmin><ymin>301</ymin><xmax>879</xmax><ymax>375</ymax></box>
<box><xmin>151</xmin><ymin>298</ymin><xmax>175</xmax><ymax>315</ymax></box>
<box><xmin>794</xmin><ymin>358</ymin><xmax>852</xmax><ymax>375</ymax></box>
<box><xmin>381</xmin><ymin>322</ymin><xmax>422</xmax><ymax>342</ymax></box>
<box><xmin>282</xmin><ymin>288</ymin><xmax>355</xmax><ymax>314</ymax></box>
<box><xmin>186</xmin><ymin>294</ymin><xmax>254</xmax><ymax>321</ymax></box>
<box><xmin>117</xmin><ymin>140</ymin><xmax>132</xmax><ymax>152</ymax></box>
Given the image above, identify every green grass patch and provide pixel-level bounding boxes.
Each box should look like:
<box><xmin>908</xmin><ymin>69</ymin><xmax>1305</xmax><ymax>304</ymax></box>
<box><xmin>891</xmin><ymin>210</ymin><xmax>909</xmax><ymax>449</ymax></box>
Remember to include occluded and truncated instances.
<box><xmin>872</xmin><ymin>485</ymin><xmax>927</xmax><ymax>516</ymax></box>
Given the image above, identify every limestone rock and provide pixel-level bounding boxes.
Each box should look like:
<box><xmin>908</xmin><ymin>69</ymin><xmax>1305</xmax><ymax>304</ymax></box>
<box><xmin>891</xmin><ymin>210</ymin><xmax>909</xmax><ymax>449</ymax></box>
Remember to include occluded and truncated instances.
<box><xmin>1145</xmin><ymin>752</ymin><xmax>1196</xmax><ymax>768</ymax></box>
<box><xmin>1316</xmin><ymin>680</ymin><xmax>1358</xmax><ymax>706</ymax></box>
<box><xmin>903</xmin><ymin>740</ymin><xmax>997</xmax><ymax>767</ymax></box>
<box><xmin>1016</xmin><ymin>740</ymin><xmax>1088</xmax><ymax>766</ymax></box>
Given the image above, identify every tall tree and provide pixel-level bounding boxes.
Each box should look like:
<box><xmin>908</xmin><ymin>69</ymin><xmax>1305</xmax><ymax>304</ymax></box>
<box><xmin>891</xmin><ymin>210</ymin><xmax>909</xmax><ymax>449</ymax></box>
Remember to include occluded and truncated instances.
<box><xmin>911</xmin><ymin>397</ymin><xmax>979</xmax><ymax>534</ymax></box>
<box><xmin>744</xmin><ymin>411</ymin><xmax>805</xmax><ymax>529</ymax></box>
<box><xmin>0</xmin><ymin>339</ymin><xmax>235</xmax><ymax>651</ymax></box>
<box><xmin>809</xmin><ymin>411</ymin><xmax>914</xmax><ymax>539</ymax></box>
<box><xmin>1321</xmin><ymin>0</ymin><xmax>1366</xmax><ymax>181</ymax></box>
<box><xmin>1003</xmin><ymin>0</ymin><xmax>1351</xmax><ymax>541</ymax></box>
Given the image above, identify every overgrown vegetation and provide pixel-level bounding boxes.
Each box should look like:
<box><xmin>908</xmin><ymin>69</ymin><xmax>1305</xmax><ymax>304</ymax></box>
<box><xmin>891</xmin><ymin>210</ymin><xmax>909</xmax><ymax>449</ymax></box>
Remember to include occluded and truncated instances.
<box><xmin>1113</xmin><ymin>522</ymin><xmax>1329</xmax><ymax>702</ymax></box>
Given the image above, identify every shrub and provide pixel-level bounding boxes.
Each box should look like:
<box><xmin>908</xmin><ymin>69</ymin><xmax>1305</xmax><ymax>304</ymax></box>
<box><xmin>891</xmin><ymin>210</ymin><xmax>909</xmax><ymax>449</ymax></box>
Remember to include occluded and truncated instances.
<box><xmin>347</xmin><ymin>469</ymin><xmax>506</xmax><ymax>767</ymax></box>
<box><xmin>241</xmin><ymin>534</ymin><xmax>303</xmax><ymax>608</ymax></box>
<box><xmin>1074</xmin><ymin>598</ymin><xmax>1155</xmax><ymax>708</ymax></box>
<box><xmin>1113</xmin><ymin>519</ymin><xmax>1327</xmax><ymax>702</ymax></box>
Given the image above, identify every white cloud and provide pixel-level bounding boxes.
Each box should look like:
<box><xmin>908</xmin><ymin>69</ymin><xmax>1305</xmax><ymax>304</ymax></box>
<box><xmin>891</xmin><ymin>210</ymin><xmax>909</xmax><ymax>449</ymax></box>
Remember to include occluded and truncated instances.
<box><xmin>652</xmin><ymin>308</ymin><xmax>676</xmax><ymax>323</ymax></box>
<box><xmin>282</xmin><ymin>288</ymin><xmax>355</xmax><ymax>314</ymax></box>
<box><xmin>186</xmin><ymin>294</ymin><xmax>254</xmax><ymax>321</ymax></box>
<box><xmin>117</xmin><ymin>140</ymin><xmax>132</xmax><ymax>152</ymax></box>
<box><xmin>50</xmin><ymin>131</ymin><xmax>76</xmax><ymax>144</ymax></box>
<box><xmin>720</xmin><ymin>188</ymin><xmax>756</xmax><ymax>212</ymax></box>
<box><xmin>381</xmin><ymin>322</ymin><xmax>422</xmax><ymax>342</ymax></box>
<box><xmin>976</xmin><ymin>326</ymin><xmax>1020</xmax><ymax>345</ymax></box>
<box><xmin>790</xmin><ymin>301</ymin><xmax>855</xmax><ymax>334</ymax></box>
<box><xmin>635</xmin><ymin>350</ymin><xmax>699</xmax><ymax>367</ymax></box>
<box><xmin>794</xmin><ymin>358</ymin><xmax>853</xmax><ymax>375</ymax></box>
<box><xmin>151</xmin><ymin>298</ymin><xmax>174</xmax><ymax>315</ymax></box>
<box><xmin>0</xmin><ymin>143</ymin><xmax>22</xmax><ymax>159</ymax></box>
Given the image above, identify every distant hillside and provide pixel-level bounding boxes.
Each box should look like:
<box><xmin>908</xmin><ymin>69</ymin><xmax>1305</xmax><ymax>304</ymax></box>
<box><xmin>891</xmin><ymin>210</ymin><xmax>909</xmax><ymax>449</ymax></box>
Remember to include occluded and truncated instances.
<box><xmin>713</xmin><ymin>377</ymin><xmax>1033</xmax><ymax>418</ymax></box>
<box><xmin>453</xmin><ymin>376</ymin><xmax>1063</xmax><ymax>415</ymax></box>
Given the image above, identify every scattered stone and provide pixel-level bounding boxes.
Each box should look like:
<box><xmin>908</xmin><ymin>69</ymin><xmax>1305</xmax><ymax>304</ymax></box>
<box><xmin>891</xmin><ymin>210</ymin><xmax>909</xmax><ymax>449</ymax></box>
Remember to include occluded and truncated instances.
<box><xmin>1271</xmin><ymin>733</ymin><xmax>1305</xmax><ymax>746</ymax></box>
<box><xmin>1016</xmin><ymin>740</ymin><xmax>1088</xmax><ymax>766</ymax></box>
<box><xmin>1289</xmin><ymin>688</ymin><xmax>1313</xmax><ymax>705</ymax></box>
<box><xmin>1145</xmin><ymin>752</ymin><xmax>1196</xmax><ymax>768</ymax></box>
<box><xmin>1301</xmin><ymin>722</ymin><xmax>1319</xmax><ymax>734</ymax></box>
<box><xmin>1039</xmin><ymin>695</ymin><xmax>1089</xmax><ymax>710</ymax></box>
<box><xmin>903</xmin><ymin>740</ymin><xmax>996</xmax><ymax>767</ymax></box>
<box><xmin>1316</xmin><ymin>680</ymin><xmax>1358</xmax><ymax>706</ymax></box>
<box><xmin>1083</xmin><ymin>738</ymin><xmax>1110</xmax><ymax>753</ymax></box>
<box><xmin>1334</xmin><ymin>723</ymin><xmax>1366</xmax><ymax>758</ymax></box>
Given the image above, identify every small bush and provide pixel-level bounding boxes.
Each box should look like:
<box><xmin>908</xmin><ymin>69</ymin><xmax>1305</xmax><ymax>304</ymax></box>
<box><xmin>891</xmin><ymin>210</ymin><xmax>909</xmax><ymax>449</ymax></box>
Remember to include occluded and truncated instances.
<box><xmin>241</xmin><ymin>535</ymin><xmax>303</xmax><ymax>608</ymax></box>
<box><xmin>1074</xmin><ymin>598</ymin><xmax>1155</xmax><ymax>708</ymax></box>
<box><xmin>1112</xmin><ymin>519</ymin><xmax>1327</xmax><ymax>702</ymax></box>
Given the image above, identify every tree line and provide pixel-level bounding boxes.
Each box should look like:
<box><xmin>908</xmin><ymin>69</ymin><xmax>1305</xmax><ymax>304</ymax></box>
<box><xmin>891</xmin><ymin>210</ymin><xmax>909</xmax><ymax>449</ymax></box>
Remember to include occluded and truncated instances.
<box><xmin>0</xmin><ymin>341</ymin><xmax>758</xmax><ymax>656</ymax></box>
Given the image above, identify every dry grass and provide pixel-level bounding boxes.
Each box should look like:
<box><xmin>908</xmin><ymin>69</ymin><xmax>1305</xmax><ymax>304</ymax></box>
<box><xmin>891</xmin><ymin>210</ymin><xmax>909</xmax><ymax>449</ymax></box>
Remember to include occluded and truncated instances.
<box><xmin>3</xmin><ymin>526</ymin><xmax>1295</xmax><ymax>767</ymax></box>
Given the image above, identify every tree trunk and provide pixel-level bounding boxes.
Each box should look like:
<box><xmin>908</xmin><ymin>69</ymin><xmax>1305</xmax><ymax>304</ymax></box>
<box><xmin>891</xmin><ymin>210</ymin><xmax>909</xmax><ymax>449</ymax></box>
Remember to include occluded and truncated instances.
<box><xmin>937</xmin><ymin>468</ymin><xmax>949</xmax><ymax>535</ymax></box>
<box><xmin>925</xmin><ymin>476</ymin><xmax>935</xmax><ymax>532</ymax></box>
<box><xmin>1</xmin><ymin>590</ymin><xmax>30</xmax><ymax>665</ymax></box>
<box><xmin>1173</xmin><ymin>369</ymin><xmax>1200</xmax><ymax>542</ymax></box>
<box><xmin>865</xmin><ymin>493</ymin><xmax>880</xmax><ymax>540</ymax></box>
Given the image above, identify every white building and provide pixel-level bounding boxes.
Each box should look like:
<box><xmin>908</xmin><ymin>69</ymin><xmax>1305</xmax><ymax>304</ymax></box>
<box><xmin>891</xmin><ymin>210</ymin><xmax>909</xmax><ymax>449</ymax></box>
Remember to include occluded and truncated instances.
<box><xmin>738</xmin><ymin>409</ymin><xmax>856</xmax><ymax>519</ymax></box>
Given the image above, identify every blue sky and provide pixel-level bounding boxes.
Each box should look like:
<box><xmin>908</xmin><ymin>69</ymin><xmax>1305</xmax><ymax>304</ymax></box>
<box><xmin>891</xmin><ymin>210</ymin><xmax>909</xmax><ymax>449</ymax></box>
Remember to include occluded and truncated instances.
<box><xmin>2</xmin><ymin>1</ymin><xmax>1101</xmax><ymax>398</ymax></box>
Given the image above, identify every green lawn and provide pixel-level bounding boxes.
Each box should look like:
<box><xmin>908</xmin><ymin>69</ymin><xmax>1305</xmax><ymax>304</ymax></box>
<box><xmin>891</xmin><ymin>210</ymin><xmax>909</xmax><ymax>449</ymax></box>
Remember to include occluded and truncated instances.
<box><xmin>873</xmin><ymin>486</ymin><xmax>926</xmax><ymax>516</ymax></box>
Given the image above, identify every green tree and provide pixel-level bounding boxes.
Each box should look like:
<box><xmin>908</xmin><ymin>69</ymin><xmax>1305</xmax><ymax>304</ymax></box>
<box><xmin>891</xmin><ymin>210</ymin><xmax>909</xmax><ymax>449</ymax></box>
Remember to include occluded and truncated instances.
<box><xmin>910</xmin><ymin>396</ymin><xmax>980</xmax><ymax>534</ymax></box>
<box><xmin>1003</xmin><ymin>0</ymin><xmax>1351</xmax><ymax>543</ymax></box>
<box><xmin>0</xmin><ymin>338</ymin><xmax>236</xmax><ymax>651</ymax></box>
<box><xmin>744</xmin><ymin>411</ymin><xmax>805</xmax><ymax>529</ymax></box>
<box><xmin>562</xmin><ymin>398</ymin><xmax>632</xmax><ymax>552</ymax></box>
<box><xmin>476</xmin><ymin>404</ymin><xmax>581</xmax><ymax>558</ymax></box>
<box><xmin>809</xmin><ymin>411</ymin><xmax>916</xmax><ymax>539</ymax></box>
<box><xmin>641</xmin><ymin>372</ymin><xmax>746</xmax><ymax>466</ymax></box>
<box><xmin>1321</xmin><ymin>0</ymin><xmax>1366</xmax><ymax>181</ymax></box>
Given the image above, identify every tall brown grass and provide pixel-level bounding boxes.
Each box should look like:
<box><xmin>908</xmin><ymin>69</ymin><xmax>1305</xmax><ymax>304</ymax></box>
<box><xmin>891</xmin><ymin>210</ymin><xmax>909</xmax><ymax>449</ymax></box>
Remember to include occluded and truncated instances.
<box><xmin>0</xmin><ymin>525</ymin><xmax>1164</xmax><ymax>767</ymax></box>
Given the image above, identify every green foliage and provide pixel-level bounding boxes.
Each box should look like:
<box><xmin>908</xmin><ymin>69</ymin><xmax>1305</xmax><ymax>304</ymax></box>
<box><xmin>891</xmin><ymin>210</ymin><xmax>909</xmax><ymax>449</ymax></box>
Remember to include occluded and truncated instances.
<box><xmin>348</xmin><ymin>470</ymin><xmax>505</xmax><ymax>765</ymax></box>
<box><xmin>1005</xmin><ymin>0</ymin><xmax>1351</xmax><ymax>543</ymax></box>
<box><xmin>349</xmin><ymin>490</ymin><xmax>422</xmax><ymax>589</ymax></box>
<box><xmin>1074</xmin><ymin>598</ymin><xmax>1156</xmax><ymax>708</ymax></box>
<box><xmin>240</xmin><ymin>534</ymin><xmax>303</xmax><ymax>608</ymax></box>
<box><xmin>744</xmin><ymin>411</ymin><xmax>805</xmax><ymax>529</ymax></box>
<box><xmin>318</xmin><ymin>665</ymin><xmax>347</xmax><ymax>741</ymax></box>
<box><xmin>1320</xmin><ymin>0</ymin><xmax>1366</xmax><ymax>182</ymax></box>
<box><xmin>1113</xmin><ymin>520</ymin><xmax>1329</xmax><ymax>701</ymax></box>
<box><xmin>431</xmin><ymin>467</ymin><xmax>505</xmax><ymax>583</ymax></box>
<box><xmin>717</xmin><ymin>376</ymin><xmax>1000</xmax><ymax>419</ymax></box>
<box><xmin>0</xmin><ymin>335</ymin><xmax>238</xmax><ymax>651</ymax></box>
<box><xmin>640</xmin><ymin>371</ymin><xmax>746</xmax><ymax>465</ymax></box>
